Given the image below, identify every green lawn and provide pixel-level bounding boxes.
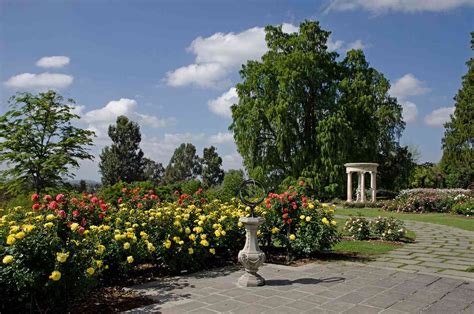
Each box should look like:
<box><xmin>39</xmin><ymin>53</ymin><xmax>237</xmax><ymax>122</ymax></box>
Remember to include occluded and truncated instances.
<box><xmin>336</xmin><ymin>207</ymin><xmax>474</xmax><ymax>232</ymax></box>
<box><xmin>333</xmin><ymin>240</ymin><xmax>401</xmax><ymax>256</ymax></box>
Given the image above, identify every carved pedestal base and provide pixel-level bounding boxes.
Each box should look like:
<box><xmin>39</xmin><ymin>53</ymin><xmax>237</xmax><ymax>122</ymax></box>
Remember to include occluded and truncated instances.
<box><xmin>237</xmin><ymin>216</ymin><xmax>266</xmax><ymax>287</ymax></box>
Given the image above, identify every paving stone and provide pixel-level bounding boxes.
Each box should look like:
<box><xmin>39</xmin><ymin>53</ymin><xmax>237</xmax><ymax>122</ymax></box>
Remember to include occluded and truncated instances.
<box><xmin>388</xmin><ymin>300</ymin><xmax>427</xmax><ymax>312</ymax></box>
<box><xmin>286</xmin><ymin>300</ymin><xmax>321</xmax><ymax>311</ymax></box>
<box><xmin>362</xmin><ymin>293</ymin><xmax>406</xmax><ymax>308</ymax></box>
<box><xmin>390</xmin><ymin>258</ymin><xmax>422</xmax><ymax>265</ymax></box>
<box><xmin>233</xmin><ymin>293</ymin><xmax>267</xmax><ymax>304</ymax></box>
<box><xmin>399</xmin><ymin>264</ymin><xmax>442</xmax><ymax>273</ymax></box>
<box><xmin>257</xmin><ymin>296</ymin><xmax>293</xmax><ymax>308</ymax></box>
<box><xmin>300</xmin><ymin>295</ymin><xmax>332</xmax><ymax>305</ymax></box>
<box><xmin>230</xmin><ymin>304</ymin><xmax>271</xmax><ymax>314</ymax></box>
<box><xmin>318</xmin><ymin>300</ymin><xmax>355</xmax><ymax>312</ymax></box>
<box><xmin>341</xmin><ymin>304</ymin><xmax>381</xmax><ymax>314</ymax></box>
<box><xmin>206</xmin><ymin>299</ymin><xmax>247</xmax><ymax>312</ymax></box>
<box><xmin>188</xmin><ymin>308</ymin><xmax>218</xmax><ymax>314</ymax></box>
<box><xmin>198</xmin><ymin>293</ymin><xmax>231</xmax><ymax>304</ymax></box>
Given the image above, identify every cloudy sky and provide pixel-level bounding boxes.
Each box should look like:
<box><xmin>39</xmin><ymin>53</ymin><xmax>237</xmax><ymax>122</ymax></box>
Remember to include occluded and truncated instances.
<box><xmin>1</xmin><ymin>0</ymin><xmax>473</xmax><ymax>181</ymax></box>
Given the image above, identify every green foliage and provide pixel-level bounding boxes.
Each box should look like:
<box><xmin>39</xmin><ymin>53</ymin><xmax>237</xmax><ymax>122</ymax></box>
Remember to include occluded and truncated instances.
<box><xmin>99</xmin><ymin>116</ymin><xmax>145</xmax><ymax>186</ymax></box>
<box><xmin>142</xmin><ymin>158</ymin><xmax>165</xmax><ymax>185</ymax></box>
<box><xmin>230</xmin><ymin>20</ymin><xmax>409</xmax><ymax>198</ymax></box>
<box><xmin>214</xmin><ymin>169</ymin><xmax>245</xmax><ymax>202</ymax></box>
<box><xmin>164</xmin><ymin>143</ymin><xmax>201</xmax><ymax>184</ymax></box>
<box><xmin>180</xmin><ymin>179</ymin><xmax>202</xmax><ymax>195</ymax></box>
<box><xmin>440</xmin><ymin>32</ymin><xmax>474</xmax><ymax>188</ymax></box>
<box><xmin>201</xmin><ymin>146</ymin><xmax>224</xmax><ymax>188</ymax></box>
<box><xmin>451</xmin><ymin>194</ymin><xmax>474</xmax><ymax>216</ymax></box>
<box><xmin>0</xmin><ymin>91</ymin><xmax>95</xmax><ymax>193</ymax></box>
<box><xmin>410</xmin><ymin>163</ymin><xmax>445</xmax><ymax>188</ymax></box>
<box><xmin>344</xmin><ymin>216</ymin><xmax>406</xmax><ymax>241</ymax></box>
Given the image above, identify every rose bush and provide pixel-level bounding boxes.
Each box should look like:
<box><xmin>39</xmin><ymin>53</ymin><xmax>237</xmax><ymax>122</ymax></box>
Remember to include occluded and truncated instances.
<box><xmin>383</xmin><ymin>188</ymin><xmax>473</xmax><ymax>213</ymax></box>
<box><xmin>344</xmin><ymin>216</ymin><xmax>406</xmax><ymax>241</ymax></box>
<box><xmin>1</xmin><ymin>182</ymin><xmax>339</xmax><ymax>311</ymax></box>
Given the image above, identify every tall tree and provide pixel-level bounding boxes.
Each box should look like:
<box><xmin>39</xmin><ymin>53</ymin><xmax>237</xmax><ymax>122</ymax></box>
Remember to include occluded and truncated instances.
<box><xmin>163</xmin><ymin>143</ymin><xmax>201</xmax><ymax>184</ymax></box>
<box><xmin>230</xmin><ymin>21</ymin><xmax>407</xmax><ymax>197</ymax></box>
<box><xmin>201</xmin><ymin>146</ymin><xmax>224</xmax><ymax>188</ymax></box>
<box><xmin>440</xmin><ymin>32</ymin><xmax>474</xmax><ymax>188</ymax></box>
<box><xmin>0</xmin><ymin>91</ymin><xmax>94</xmax><ymax>193</ymax></box>
<box><xmin>142</xmin><ymin>157</ymin><xmax>165</xmax><ymax>185</ymax></box>
<box><xmin>99</xmin><ymin>115</ymin><xmax>145</xmax><ymax>185</ymax></box>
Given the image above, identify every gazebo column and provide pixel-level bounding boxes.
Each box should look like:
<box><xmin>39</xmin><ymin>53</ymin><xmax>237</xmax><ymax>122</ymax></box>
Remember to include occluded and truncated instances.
<box><xmin>360</xmin><ymin>172</ymin><xmax>366</xmax><ymax>203</ymax></box>
<box><xmin>346</xmin><ymin>172</ymin><xmax>352</xmax><ymax>202</ymax></box>
<box><xmin>371</xmin><ymin>171</ymin><xmax>377</xmax><ymax>202</ymax></box>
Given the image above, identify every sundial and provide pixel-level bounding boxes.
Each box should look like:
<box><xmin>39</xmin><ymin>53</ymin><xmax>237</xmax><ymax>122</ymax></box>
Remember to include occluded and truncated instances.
<box><xmin>239</xmin><ymin>179</ymin><xmax>266</xmax><ymax>217</ymax></box>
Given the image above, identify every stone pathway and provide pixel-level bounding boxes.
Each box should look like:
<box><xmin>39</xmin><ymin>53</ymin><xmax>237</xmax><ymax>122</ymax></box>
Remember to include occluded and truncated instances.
<box><xmin>366</xmin><ymin>220</ymin><xmax>474</xmax><ymax>281</ymax></box>
<box><xmin>126</xmin><ymin>263</ymin><xmax>474</xmax><ymax>313</ymax></box>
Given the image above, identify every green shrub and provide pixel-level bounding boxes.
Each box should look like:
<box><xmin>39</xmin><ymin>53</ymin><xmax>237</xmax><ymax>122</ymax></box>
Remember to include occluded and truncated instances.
<box><xmin>370</xmin><ymin>217</ymin><xmax>407</xmax><ymax>241</ymax></box>
<box><xmin>344</xmin><ymin>216</ymin><xmax>371</xmax><ymax>240</ymax></box>
<box><xmin>451</xmin><ymin>195</ymin><xmax>474</xmax><ymax>216</ymax></box>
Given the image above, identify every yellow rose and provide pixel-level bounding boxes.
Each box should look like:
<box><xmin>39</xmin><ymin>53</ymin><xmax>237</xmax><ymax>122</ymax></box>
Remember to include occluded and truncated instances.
<box><xmin>43</xmin><ymin>222</ymin><xmax>54</xmax><ymax>228</ymax></box>
<box><xmin>188</xmin><ymin>247</ymin><xmax>194</xmax><ymax>255</ymax></box>
<box><xmin>238</xmin><ymin>222</ymin><xmax>243</xmax><ymax>228</ymax></box>
<box><xmin>308</xmin><ymin>203</ymin><xmax>315</xmax><ymax>209</ymax></box>
<box><xmin>300</xmin><ymin>215</ymin><xmax>306</xmax><ymax>220</ymax></box>
<box><xmin>189</xmin><ymin>234</ymin><xmax>196</xmax><ymax>241</ymax></box>
<box><xmin>46</xmin><ymin>214</ymin><xmax>55</xmax><ymax>221</ymax></box>
<box><xmin>321</xmin><ymin>217</ymin><xmax>330</xmax><ymax>226</ymax></box>
<box><xmin>209</xmin><ymin>248</ymin><xmax>216</xmax><ymax>255</ymax></box>
<box><xmin>185</xmin><ymin>227</ymin><xmax>191</xmax><ymax>234</ymax></box>
<box><xmin>164</xmin><ymin>240</ymin><xmax>172</xmax><ymax>249</ymax></box>
<box><xmin>289</xmin><ymin>234</ymin><xmax>296</xmax><ymax>241</ymax></box>
<box><xmin>103</xmin><ymin>225</ymin><xmax>111</xmax><ymax>231</ymax></box>
<box><xmin>214</xmin><ymin>230</ymin><xmax>221</xmax><ymax>237</ymax></box>
<box><xmin>23</xmin><ymin>224</ymin><xmax>35</xmax><ymax>233</ymax></box>
<box><xmin>200</xmin><ymin>234</ymin><xmax>207</xmax><ymax>240</ymax></box>
<box><xmin>2</xmin><ymin>255</ymin><xmax>13</xmax><ymax>264</ymax></box>
<box><xmin>221</xmin><ymin>230</ymin><xmax>226</xmax><ymax>236</ymax></box>
<box><xmin>271</xmin><ymin>227</ymin><xmax>280</xmax><ymax>234</ymax></box>
<box><xmin>70</xmin><ymin>223</ymin><xmax>79</xmax><ymax>231</ymax></box>
<box><xmin>95</xmin><ymin>260</ymin><xmax>103</xmax><ymax>268</ymax></box>
<box><xmin>127</xmin><ymin>256</ymin><xmax>134</xmax><ymax>264</ymax></box>
<box><xmin>86</xmin><ymin>267</ymin><xmax>95</xmax><ymax>275</ymax></box>
<box><xmin>49</xmin><ymin>270</ymin><xmax>61</xmax><ymax>281</ymax></box>
<box><xmin>123</xmin><ymin>242</ymin><xmax>131</xmax><ymax>250</ymax></box>
<box><xmin>200</xmin><ymin>239</ymin><xmax>209</xmax><ymax>247</ymax></box>
<box><xmin>147</xmin><ymin>242</ymin><xmax>156</xmax><ymax>252</ymax></box>
<box><xmin>56</xmin><ymin>252</ymin><xmax>70</xmax><ymax>263</ymax></box>
<box><xmin>114</xmin><ymin>234</ymin><xmax>121</xmax><ymax>241</ymax></box>
<box><xmin>96</xmin><ymin>244</ymin><xmax>106</xmax><ymax>255</ymax></box>
<box><xmin>15</xmin><ymin>232</ymin><xmax>26</xmax><ymax>239</ymax></box>
<box><xmin>331</xmin><ymin>220</ymin><xmax>337</xmax><ymax>226</ymax></box>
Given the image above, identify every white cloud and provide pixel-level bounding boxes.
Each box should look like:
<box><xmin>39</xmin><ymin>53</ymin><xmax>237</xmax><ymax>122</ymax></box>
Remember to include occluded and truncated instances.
<box><xmin>222</xmin><ymin>152</ymin><xmax>244</xmax><ymax>170</ymax></box>
<box><xmin>389</xmin><ymin>74</ymin><xmax>430</xmax><ymax>100</ymax></box>
<box><xmin>346</xmin><ymin>39</ymin><xmax>366</xmax><ymax>51</ymax></box>
<box><xmin>326</xmin><ymin>0</ymin><xmax>474</xmax><ymax>13</ymax></box>
<box><xmin>36</xmin><ymin>56</ymin><xmax>70</xmax><ymax>68</ymax></box>
<box><xmin>401</xmin><ymin>101</ymin><xmax>418</xmax><ymax>123</ymax></box>
<box><xmin>144</xmin><ymin>132</ymin><xmax>206</xmax><ymax>163</ymax></box>
<box><xmin>77</xmin><ymin>98</ymin><xmax>174</xmax><ymax>140</ymax></box>
<box><xmin>4</xmin><ymin>72</ymin><xmax>73</xmax><ymax>89</ymax></box>
<box><xmin>165</xmin><ymin>24</ymin><xmax>299</xmax><ymax>88</ymax></box>
<box><xmin>208</xmin><ymin>87</ymin><xmax>238</xmax><ymax>117</ymax></box>
<box><xmin>209</xmin><ymin>132</ymin><xmax>234</xmax><ymax>144</ymax></box>
<box><xmin>327</xmin><ymin>37</ymin><xmax>345</xmax><ymax>51</ymax></box>
<box><xmin>424</xmin><ymin>107</ymin><xmax>454</xmax><ymax>127</ymax></box>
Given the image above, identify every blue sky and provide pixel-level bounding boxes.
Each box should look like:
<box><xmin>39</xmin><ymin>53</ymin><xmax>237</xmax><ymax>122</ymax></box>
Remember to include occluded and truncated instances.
<box><xmin>1</xmin><ymin>0</ymin><xmax>473</xmax><ymax>181</ymax></box>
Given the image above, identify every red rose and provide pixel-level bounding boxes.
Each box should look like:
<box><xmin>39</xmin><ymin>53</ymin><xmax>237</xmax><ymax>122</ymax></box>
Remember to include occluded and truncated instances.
<box><xmin>58</xmin><ymin>210</ymin><xmax>66</xmax><ymax>219</ymax></box>
<box><xmin>288</xmin><ymin>196</ymin><xmax>293</xmax><ymax>201</ymax></box>
<box><xmin>70</xmin><ymin>197</ymin><xmax>78</xmax><ymax>205</ymax></box>
<box><xmin>137</xmin><ymin>203</ymin><xmax>143</xmax><ymax>209</ymax></box>
<box><xmin>55</xmin><ymin>194</ymin><xmax>65</xmax><ymax>202</ymax></box>
<box><xmin>288</xmin><ymin>218</ymin><xmax>293</xmax><ymax>224</ymax></box>
<box><xmin>48</xmin><ymin>201</ymin><xmax>58</xmax><ymax>210</ymax></box>
<box><xmin>283</xmin><ymin>208</ymin><xmax>288</xmax><ymax>213</ymax></box>
<box><xmin>43</xmin><ymin>195</ymin><xmax>52</xmax><ymax>202</ymax></box>
<box><xmin>100</xmin><ymin>203</ymin><xmax>108</xmax><ymax>211</ymax></box>
<box><xmin>32</xmin><ymin>203</ymin><xmax>40</xmax><ymax>211</ymax></box>
<box><xmin>90</xmin><ymin>196</ymin><xmax>99</xmax><ymax>204</ymax></box>
<box><xmin>98</xmin><ymin>213</ymin><xmax>105</xmax><ymax>219</ymax></box>
<box><xmin>31</xmin><ymin>194</ymin><xmax>39</xmax><ymax>202</ymax></box>
<box><xmin>118</xmin><ymin>197</ymin><xmax>122</xmax><ymax>204</ymax></box>
<box><xmin>266</xmin><ymin>203</ymin><xmax>271</xmax><ymax>209</ymax></box>
<box><xmin>81</xmin><ymin>218</ymin><xmax>87</xmax><ymax>226</ymax></box>
<box><xmin>121</xmin><ymin>188</ymin><xmax>127</xmax><ymax>193</ymax></box>
<box><xmin>78</xmin><ymin>227</ymin><xmax>85</xmax><ymax>235</ymax></box>
<box><xmin>282</xmin><ymin>213</ymin><xmax>289</xmax><ymax>219</ymax></box>
<box><xmin>72</xmin><ymin>210</ymin><xmax>79</xmax><ymax>217</ymax></box>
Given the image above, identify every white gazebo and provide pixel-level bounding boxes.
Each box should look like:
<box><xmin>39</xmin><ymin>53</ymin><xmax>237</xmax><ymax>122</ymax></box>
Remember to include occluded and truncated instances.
<box><xmin>344</xmin><ymin>163</ymin><xmax>378</xmax><ymax>203</ymax></box>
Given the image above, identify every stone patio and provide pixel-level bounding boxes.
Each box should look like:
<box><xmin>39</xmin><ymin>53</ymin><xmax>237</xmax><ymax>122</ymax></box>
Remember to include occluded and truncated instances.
<box><xmin>126</xmin><ymin>262</ymin><xmax>474</xmax><ymax>313</ymax></box>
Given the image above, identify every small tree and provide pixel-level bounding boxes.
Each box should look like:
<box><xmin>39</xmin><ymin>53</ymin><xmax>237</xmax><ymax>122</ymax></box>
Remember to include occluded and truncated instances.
<box><xmin>163</xmin><ymin>143</ymin><xmax>201</xmax><ymax>184</ymax></box>
<box><xmin>201</xmin><ymin>146</ymin><xmax>224</xmax><ymax>188</ymax></box>
<box><xmin>0</xmin><ymin>91</ymin><xmax>94</xmax><ymax>193</ymax></box>
<box><xmin>99</xmin><ymin>116</ymin><xmax>145</xmax><ymax>186</ymax></box>
<box><xmin>440</xmin><ymin>32</ymin><xmax>474</xmax><ymax>188</ymax></box>
<box><xmin>78</xmin><ymin>179</ymin><xmax>87</xmax><ymax>193</ymax></box>
<box><xmin>142</xmin><ymin>158</ymin><xmax>165</xmax><ymax>185</ymax></box>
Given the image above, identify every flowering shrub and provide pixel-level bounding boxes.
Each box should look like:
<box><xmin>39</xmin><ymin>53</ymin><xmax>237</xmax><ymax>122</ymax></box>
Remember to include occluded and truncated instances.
<box><xmin>383</xmin><ymin>188</ymin><xmax>472</xmax><ymax>213</ymax></box>
<box><xmin>451</xmin><ymin>195</ymin><xmax>474</xmax><ymax>216</ymax></box>
<box><xmin>259</xmin><ymin>181</ymin><xmax>339</xmax><ymax>256</ymax></box>
<box><xmin>344</xmin><ymin>216</ymin><xmax>406</xmax><ymax>241</ymax></box>
<box><xmin>344</xmin><ymin>216</ymin><xmax>371</xmax><ymax>240</ymax></box>
<box><xmin>0</xmin><ymin>183</ymin><xmax>339</xmax><ymax>311</ymax></box>
<box><xmin>370</xmin><ymin>217</ymin><xmax>406</xmax><ymax>241</ymax></box>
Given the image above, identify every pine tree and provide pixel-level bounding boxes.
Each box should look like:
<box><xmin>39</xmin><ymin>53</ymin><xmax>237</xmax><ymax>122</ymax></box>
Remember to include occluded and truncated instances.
<box><xmin>440</xmin><ymin>32</ymin><xmax>474</xmax><ymax>188</ymax></box>
<box><xmin>201</xmin><ymin>146</ymin><xmax>224</xmax><ymax>188</ymax></box>
<box><xmin>99</xmin><ymin>116</ymin><xmax>145</xmax><ymax>185</ymax></box>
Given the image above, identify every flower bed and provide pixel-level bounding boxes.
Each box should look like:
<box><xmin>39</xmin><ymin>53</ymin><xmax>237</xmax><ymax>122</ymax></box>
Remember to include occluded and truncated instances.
<box><xmin>383</xmin><ymin>188</ymin><xmax>473</xmax><ymax>213</ymax></box>
<box><xmin>0</xmin><ymin>182</ymin><xmax>338</xmax><ymax>311</ymax></box>
<box><xmin>344</xmin><ymin>216</ymin><xmax>407</xmax><ymax>241</ymax></box>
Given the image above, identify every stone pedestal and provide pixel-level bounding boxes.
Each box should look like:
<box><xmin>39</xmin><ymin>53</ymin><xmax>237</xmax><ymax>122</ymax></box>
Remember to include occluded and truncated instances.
<box><xmin>237</xmin><ymin>216</ymin><xmax>266</xmax><ymax>287</ymax></box>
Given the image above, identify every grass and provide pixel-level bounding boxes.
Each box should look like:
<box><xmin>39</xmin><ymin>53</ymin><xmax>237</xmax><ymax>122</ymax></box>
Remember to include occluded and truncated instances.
<box><xmin>336</xmin><ymin>207</ymin><xmax>474</xmax><ymax>232</ymax></box>
<box><xmin>332</xmin><ymin>240</ymin><xmax>401</xmax><ymax>256</ymax></box>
